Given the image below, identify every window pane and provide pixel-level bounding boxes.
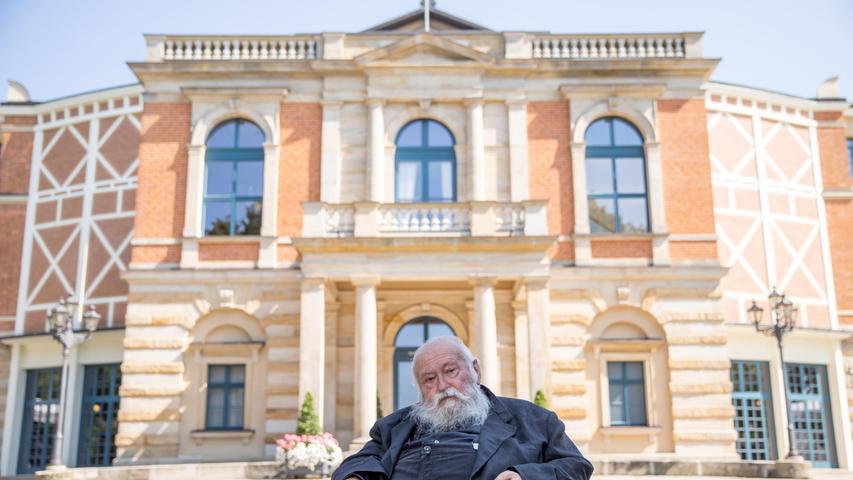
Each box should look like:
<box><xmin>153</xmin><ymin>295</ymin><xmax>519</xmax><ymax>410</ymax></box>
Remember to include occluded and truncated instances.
<box><xmin>585</xmin><ymin>119</ymin><xmax>611</xmax><ymax>146</ymax></box>
<box><xmin>427</xmin><ymin>161</ymin><xmax>453</xmax><ymax>201</ymax></box>
<box><xmin>235</xmin><ymin>201</ymin><xmax>262</xmax><ymax>235</ymax></box>
<box><xmin>607</xmin><ymin>362</ymin><xmax>623</xmax><ymax>381</ymax></box>
<box><xmin>395</xmin><ymin>323</ymin><xmax>423</xmax><ymax>347</ymax></box>
<box><xmin>236</xmin><ymin>162</ymin><xmax>264</xmax><ymax>196</ymax></box>
<box><xmin>613</xmin><ymin>118</ymin><xmax>643</xmax><ymax>146</ymax></box>
<box><xmin>206</xmin><ymin>162</ymin><xmax>233</xmax><ymax>195</ymax></box>
<box><xmin>427</xmin><ymin>321</ymin><xmax>453</xmax><ymax>339</ymax></box>
<box><xmin>586</xmin><ymin>158</ymin><xmax>614</xmax><ymax>194</ymax></box>
<box><xmin>236</xmin><ymin>121</ymin><xmax>264</xmax><ymax>147</ymax></box>
<box><xmin>207</xmin><ymin>121</ymin><xmax>236</xmax><ymax>148</ymax></box>
<box><xmin>625</xmin><ymin>362</ymin><xmax>643</xmax><ymax>380</ymax></box>
<box><xmin>209</xmin><ymin>366</ymin><xmax>227</xmax><ymax>383</ymax></box>
<box><xmin>207</xmin><ymin>407</ymin><xmax>224</xmax><ymax>428</ymax></box>
<box><xmin>609</xmin><ymin>386</ymin><xmax>624</xmax><ymax>424</ymax></box>
<box><xmin>204</xmin><ymin>201</ymin><xmax>232</xmax><ymax>235</ymax></box>
<box><xmin>589</xmin><ymin>198</ymin><xmax>616</xmax><ymax>233</ymax></box>
<box><xmin>615</xmin><ymin>157</ymin><xmax>646</xmax><ymax>194</ymax></box>
<box><xmin>228</xmin><ymin>389</ymin><xmax>244</xmax><ymax>428</ymax></box>
<box><xmin>397</xmin><ymin>122</ymin><xmax>423</xmax><ymax>147</ymax></box>
<box><xmin>627</xmin><ymin>383</ymin><xmax>647</xmax><ymax>425</ymax></box>
<box><xmin>397</xmin><ymin>360</ymin><xmax>418</xmax><ymax>408</ymax></box>
<box><xmin>208</xmin><ymin>388</ymin><xmax>225</xmax><ymax>409</ymax></box>
<box><xmin>427</xmin><ymin>121</ymin><xmax>453</xmax><ymax>146</ymax></box>
<box><xmin>396</xmin><ymin>162</ymin><xmax>423</xmax><ymax>202</ymax></box>
<box><xmin>230</xmin><ymin>366</ymin><xmax>245</xmax><ymax>383</ymax></box>
<box><xmin>618</xmin><ymin>198</ymin><xmax>649</xmax><ymax>233</ymax></box>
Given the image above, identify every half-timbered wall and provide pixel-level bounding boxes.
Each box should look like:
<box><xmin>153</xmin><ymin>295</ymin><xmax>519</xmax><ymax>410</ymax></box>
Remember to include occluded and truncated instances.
<box><xmin>707</xmin><ymin>85</ymin><xmax>837</xmax><ymax>329</ymax></box>
<box><xmin>15</xmin><ymin>86</ymin><xmax>143</xmax><ymax>334</ymax></box>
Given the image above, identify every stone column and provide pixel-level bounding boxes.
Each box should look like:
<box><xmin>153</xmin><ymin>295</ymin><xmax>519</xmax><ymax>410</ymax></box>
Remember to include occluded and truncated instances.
<box><xmin>506</xmin><ymin>99</ymin><xmax>529</xmax><ymax>202</ymax></box>
<box><xmin>299</xmin><ymin>278</ymin><xmax>325</xmax><ymax>427</ymax></box>
<box><xmin>511</xmin><ymin>300</ymin><xmax>531</xmax><ymax>400</ymax></box>
<box><xmin>351</xmin><ymin>275</ymin><xmax>380</xmax><ymax>446</ymax></box>
<box><xmin>320</xmin><ymin>101</ymin><xmax>342</xmax><ymax>203</ymax></box>
<box><xmin>525</xmin><ymin>276</ymin><xmax>551</xmax><ymax>398</ymax></box>
<box><xmin>367</xmin><ymin>99</ymin><xmax>385</xmax><ymax>202</ymax></box>
<box><xmin>644</xmin><ymin>142</ymin><xmax>670</xmax><ymax>265</ymax></box>
<box><xmin>472</xmin><ymin>276</ymin><xmax>499</xmax><ymax>392</ymax></box>
<box><xmin>466</xmin><ymin>99</ymin><xmax>486</xmax><ymax>201</ymax></box>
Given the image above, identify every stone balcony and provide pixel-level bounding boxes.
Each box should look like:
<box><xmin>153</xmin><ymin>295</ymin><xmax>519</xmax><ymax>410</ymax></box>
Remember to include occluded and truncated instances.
<box><xmin>301</xmin><ymin>201</ymin><xmax>548</xmax><ymax>238</ymax></box>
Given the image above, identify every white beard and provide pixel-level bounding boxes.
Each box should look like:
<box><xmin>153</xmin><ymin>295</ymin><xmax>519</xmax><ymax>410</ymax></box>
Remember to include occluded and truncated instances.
<box><xmin>409</xmin><ymin>383</ymin><xmax>491</xmax><ymax>434</ymax></box>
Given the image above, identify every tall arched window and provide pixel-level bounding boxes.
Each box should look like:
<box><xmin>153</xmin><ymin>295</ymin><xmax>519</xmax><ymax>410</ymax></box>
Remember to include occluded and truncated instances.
<box><xmin>585</xmin><ymin>117</ymin><xmax>649</xmax><ymax>233</ymax></box>
<box><xmin>203</xmin><ymin>119</ymin><xmax>265</xmax><ymax>236</ymax></box>
<box><xmin>395</xmin><ymin>119</ymin><xmax>456</xmax><ymax>203</ymax></box>
<box><xmin>393</xmin><ymin>317</ymin><xmax>455</xmax><ymax>410</ymax></box>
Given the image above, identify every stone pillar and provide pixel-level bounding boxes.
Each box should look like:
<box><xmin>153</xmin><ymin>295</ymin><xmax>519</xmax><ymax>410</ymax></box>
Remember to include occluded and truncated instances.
<box><xmin>570</xmin><ymin>141</ymin><xmax>591</xmax><ymax>265</ymax></box>
<box><xmin>512</xmin><ymin>300</ymin><xmax>531</xmax><ymax>400</ymax></box>
<box><xmin>466</xmin><ymin>99</ymin><xmax>486</xmax><ymax>201</ymax></box>
<box><xmin>507</xmin><ymin>99</ymin><xmax>529</xmax><ymax>202</ymax></box>
<box><xmin>472</xmin><ymin>276</ymin><xmax>499</xmax><ymax>392</ymax></box>
<box><xmin>367</xmin><ymin>99</ymin><xmax>385</xmax><ymax>202</ymax></box>
<box><xmin>299</xmin><ymin>278</ymin><xmax>326</xmax><ymax>426</ymax></box>
<box><xmin>644</xmin><ymin>141</ymin><xmax>670</xmax><ymax>265</ymax></box>
<box><xmin>525</xmin><ymin>276</ymin><xmax>551</xmax><ymax>398</ymax></box>
<box><xmin>351</xmin><ymin>275</ymin><xmax>380</xmax><ymax>445</ymax></box>
<box><xmin>320</xmin><ymin>101</ymin><xmax>342</xmax><ymax>203</ymax></box>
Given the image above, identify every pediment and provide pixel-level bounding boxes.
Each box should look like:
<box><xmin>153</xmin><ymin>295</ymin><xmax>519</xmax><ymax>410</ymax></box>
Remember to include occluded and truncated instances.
<box><xmin>355</xmin><ymin>33</ymin><xmax>494</xmax><ymax>66</ymax></box>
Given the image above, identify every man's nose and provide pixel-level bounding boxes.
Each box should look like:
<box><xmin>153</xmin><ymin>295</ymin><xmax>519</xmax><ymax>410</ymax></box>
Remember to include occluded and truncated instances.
<box><xmin>436</xmin><ymin>374</ymin><xmax>450</xmax><ymax>391</ymax></box>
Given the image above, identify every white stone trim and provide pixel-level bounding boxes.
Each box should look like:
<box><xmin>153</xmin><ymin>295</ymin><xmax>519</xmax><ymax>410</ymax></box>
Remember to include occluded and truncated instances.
<box><xmin>507</xmin><ymin>99</ymin><xmax>530</xmax><ymax>202</ymax></box>
<box><xmin>321</xmin><ymin>101</ymin><xmax>343</xmax><ymax>203</ymax></box>
<box><xmin>367</xmin><ymin>99</ymin><xmax>385</xmax><ymax>202</ymax></box>
<box><xmin>0</xmin><ymin>195</ymin><xmax>27</xmax><ymax>204</ymax></box>
<box><xmin>466</xmin><ymin>99</ymin><xmax>487</xmax><ymax>201</ymax></box>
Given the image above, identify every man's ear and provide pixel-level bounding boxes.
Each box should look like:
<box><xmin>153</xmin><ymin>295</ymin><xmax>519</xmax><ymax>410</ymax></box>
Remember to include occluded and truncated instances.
<box><xmin>472</xmin><ymin>359</ymin><xmax>482</xmax><ymax>384</ymax></box>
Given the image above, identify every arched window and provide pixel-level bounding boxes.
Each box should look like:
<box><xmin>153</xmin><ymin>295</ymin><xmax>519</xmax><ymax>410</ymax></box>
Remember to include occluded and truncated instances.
<box><xmin>585</xmin><ymin>117</ymin><xmax>649</xmax><ymax>233</ymax></box>
<box><xmin>395</xmin><ymin>119</ymin><xmax>456</xmax><ymax>203</ymax></box>
<box><xmin>393</xmin><ymin>316</ymin><xmax>455</xmax><ymax>410</ymax></box>
<box><xmin>203</xmin><ymin>119</ymin><xmax>265</xmax><ymax>236</ymax></box>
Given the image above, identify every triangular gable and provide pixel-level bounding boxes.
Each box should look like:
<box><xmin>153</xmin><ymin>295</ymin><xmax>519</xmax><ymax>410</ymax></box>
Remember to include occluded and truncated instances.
<box><xmin>355</xmin><ymin>33</ymin><xmax>495</xmax><ymax>66</ymax></box>
<box><xmin>363</xmin><ymin>8</ymin><xmax>491</xmax><ymax>32</ymax></box>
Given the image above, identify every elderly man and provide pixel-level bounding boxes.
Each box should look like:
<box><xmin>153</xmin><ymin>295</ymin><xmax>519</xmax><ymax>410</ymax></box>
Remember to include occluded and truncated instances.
<box><xmin>332</xmin><ymin>336</ymin><xmax>593</xmax><ymax>480</ymax></box>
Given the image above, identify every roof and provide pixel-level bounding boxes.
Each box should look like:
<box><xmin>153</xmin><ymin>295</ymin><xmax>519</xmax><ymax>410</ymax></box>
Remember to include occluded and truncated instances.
<box><xmin>363</xmin><ymin>8</ymin><xmax>491</xmax><ymax>32</ymax></box>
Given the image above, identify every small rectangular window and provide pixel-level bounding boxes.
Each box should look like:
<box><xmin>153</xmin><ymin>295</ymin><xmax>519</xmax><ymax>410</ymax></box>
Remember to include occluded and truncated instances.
<box><xmin>607</xmin><ymin>361</ymin><xmax>647</xmax><ymax>426</ymax></box>
<box><xmin>847</xmin><ymin>139</ymin><xmax>852</xmax><ymax>178</ymax></box>
<box><xmin>206</xmin><ymin>364</ymin><xmax>245</xmax><ymax>430</ymax></box>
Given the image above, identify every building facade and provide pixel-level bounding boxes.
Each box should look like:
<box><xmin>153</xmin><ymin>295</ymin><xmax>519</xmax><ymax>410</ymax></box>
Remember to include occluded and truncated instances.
<box><xmin>1</xmin><ymin>7</ymin><xmax>852</xmax><ymax>476</ymax></box>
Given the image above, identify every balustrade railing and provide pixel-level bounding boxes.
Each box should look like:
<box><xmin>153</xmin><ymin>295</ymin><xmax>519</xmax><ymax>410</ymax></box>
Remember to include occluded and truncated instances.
<box><xmin>531</xmin><ymin>33</ymin><xmax>696</xmax><ymax>60</ymax></box>
<box><xmin>149</xmin><ymin>35</ymin><xmax>320</xmax><ymax>61</ymax></box>
<box><xmin>378</xmin><ymin>204</ymin><xmax>470</xmax><ymax>234</ymax></box>
<box><xmin>303</xmin><ymin>201</ymin><xmax>547</xmax><ymax>239</ymax></box>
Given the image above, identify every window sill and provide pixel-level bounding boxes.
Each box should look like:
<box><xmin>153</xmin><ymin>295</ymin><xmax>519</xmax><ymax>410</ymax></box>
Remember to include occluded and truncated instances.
<box><xmin>191</xmin><ymin>429</ymin><xmax>255</xmax><ymax>445</ymax></box>
<box><xmin>576</xmin><ymin>232</ymin><xmax>667</xmax><ymax>241</ymax></box>
<box><xmin>601</xmin><ymin>426</ymin><xmax>661</xmax><ymax>440</ymax></box>
<box><xmin>824</xmin><ymin>188</ymin><xmax>853</xmax><ymax>200</ymax></box>
<box><xmin>196</xmin><ymin>235</ymin><xmax>263</xmax><ymax>244</ymax></box>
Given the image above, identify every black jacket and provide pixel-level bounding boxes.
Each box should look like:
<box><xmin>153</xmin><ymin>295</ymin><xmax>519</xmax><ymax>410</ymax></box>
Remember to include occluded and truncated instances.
<box><xmin>332</xmin><ymin>387</ymin><xmax>593</xmax><ymax>480</ymax></box>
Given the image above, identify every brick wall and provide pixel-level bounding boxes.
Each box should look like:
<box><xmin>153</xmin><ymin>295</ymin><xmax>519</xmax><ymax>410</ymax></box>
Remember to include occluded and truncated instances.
<box><xmin>816</xmin><ymin>111</ymin><xmax>853</xmax><ymax>322</ymax></box>
<box><xmin>131</xmin><ymin>103</ymin><xmax>190</xmax><ymax>265</ymax></box>
<box><xmin>278</xmin><ymin>103</ymin><xmax>321</xmax><ymax>261</ymax></box>
<box><xmin>0</xmin><ymin>115</ymin><xmax>35</xmax><ymax>193</ymax></box>
<box><xmin>527</xmin><ymin>101</ymin><xmax>573</xmax><ymax>260</ymax></box>
<box><xmin>658</xmin><ymin>99</ymin><xmax>717</xmax><ymax>259</ymax></box>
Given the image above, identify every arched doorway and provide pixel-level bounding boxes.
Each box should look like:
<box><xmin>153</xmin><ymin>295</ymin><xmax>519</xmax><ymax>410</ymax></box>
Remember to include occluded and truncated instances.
<box><xmin>393</xmin><ymin>316</ymin><xmax>456</xmax><ymax>410</ymax></box>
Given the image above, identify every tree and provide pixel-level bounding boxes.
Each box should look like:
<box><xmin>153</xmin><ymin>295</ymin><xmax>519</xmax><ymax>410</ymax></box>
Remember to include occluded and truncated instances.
<box><xmin>376</xmin><ymin>392</ymin><xmax>383</xmax><ymax>419</ymax></box>
<box><xmin>297</xmin><ymin>392</ymin><xmax>321</xmax><ymax>435</ymax></box>
<box><xmin>533</xmin><ymin>390</ymin><xmax>549</xmax><ymax>409</ymax></box>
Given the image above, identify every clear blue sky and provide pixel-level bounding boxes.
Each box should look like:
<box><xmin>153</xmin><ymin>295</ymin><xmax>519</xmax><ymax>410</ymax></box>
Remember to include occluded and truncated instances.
<box><xmin>1</xmin><ymin>0</ymin><xmax>851</xmax><ymax>102</ymax></box>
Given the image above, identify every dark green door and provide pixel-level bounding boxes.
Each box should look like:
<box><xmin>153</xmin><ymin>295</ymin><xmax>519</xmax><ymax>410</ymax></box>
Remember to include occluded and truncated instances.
<box><xmin>78</xmin><ymin>363</ymin><xmax>122</xmax><ymax>466</ymax></box>
<box><xmin>17</xmin><ymin>368</ymin><xmax>61</xmax><ymax>474</ymax></box>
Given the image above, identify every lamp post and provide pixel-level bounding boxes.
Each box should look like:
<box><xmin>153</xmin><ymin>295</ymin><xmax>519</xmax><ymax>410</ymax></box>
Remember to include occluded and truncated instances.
<box><xmin>747</xmin><ymin>287</ymin><xmax>802</xmax><ymax>461</ymax></box>
<box><xmin>45</xmin><ymin>296</ymin><xmax>101</xmax><ymax>471</ymax></box>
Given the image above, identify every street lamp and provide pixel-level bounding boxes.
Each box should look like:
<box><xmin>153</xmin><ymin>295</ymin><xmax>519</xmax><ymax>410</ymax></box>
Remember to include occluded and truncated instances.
<box><xmin>45</xmin><ymin>296</ymin><xmax>101</xmax><ymax>471</ymax></box>
<box><xmin>747</xmin><ymin>287</ymin><xmax>802</xmax><ymax>461</ymax></box>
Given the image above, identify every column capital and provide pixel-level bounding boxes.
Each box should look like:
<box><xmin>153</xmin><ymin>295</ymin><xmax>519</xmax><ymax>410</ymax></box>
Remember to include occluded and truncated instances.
<box><xmin>523</xmin><ymin>274</ymin><xmax>550</xmax><ymax>289</ymax></box>
<box><xmin>302</xmin><ymin>277</ymin><xmax>326</xmax><ymax>291</ymax></box>
<box><xmin>505</xmin><ymin>97</ymin><xmax>528</xmax><ymax>107</ymax></box>
<box><xmin>321</xmin><ymin>99</ymin><xmax>343</xmax><ymax>107</ymax></box>
<box><xmin>469</xmin><ymin>274</ymin><xmax>497</xmax><ymax>287</ymax></box>
<box><xmin>464</xmin><ymin>97</ymin><xmax>484</xmax><ymax>108</ymax></box>
<box><xmin>366</xmin><ymin>97</ymin><xmax>386</xmax><ymax>107</ymax></box>
<box><xmin>350</xmin><ymin>275</ymin><xmax>381</xmax><ymax>287</ymax></box>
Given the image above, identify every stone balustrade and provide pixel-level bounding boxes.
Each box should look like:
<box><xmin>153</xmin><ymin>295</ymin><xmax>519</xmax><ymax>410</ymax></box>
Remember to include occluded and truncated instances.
<box><xmin>529</xmin><ymin>33</ymin><xmax>703</xmax><ymax>60</ymax></box>
<box><xmin>302</xmin><ymin>201</ymin><xmax>547</xmax><ymax>238</ymax></box>
<box><xmin>145</xmin><ymin>35</ymin><xmax>320</xmax><ymax>61</ymax></box>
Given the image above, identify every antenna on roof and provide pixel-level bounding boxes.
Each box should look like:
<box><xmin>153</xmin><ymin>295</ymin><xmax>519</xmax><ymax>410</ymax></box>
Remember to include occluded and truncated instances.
<box><xmin>421</xmin><ymin>0</ymin><xmax>436</xmax><ymax>32</ymax></box>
